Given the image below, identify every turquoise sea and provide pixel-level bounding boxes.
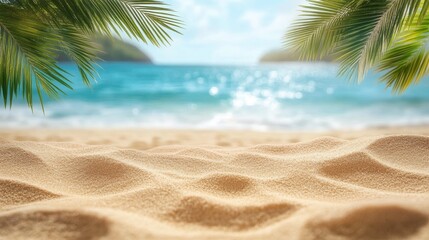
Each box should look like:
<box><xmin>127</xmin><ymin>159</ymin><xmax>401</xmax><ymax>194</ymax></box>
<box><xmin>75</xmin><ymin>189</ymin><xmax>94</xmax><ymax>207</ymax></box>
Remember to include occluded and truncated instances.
<box><xmin>1</xmin><ymin>63</ymin><xmax>429</xmax><ymax>131</ymax></box>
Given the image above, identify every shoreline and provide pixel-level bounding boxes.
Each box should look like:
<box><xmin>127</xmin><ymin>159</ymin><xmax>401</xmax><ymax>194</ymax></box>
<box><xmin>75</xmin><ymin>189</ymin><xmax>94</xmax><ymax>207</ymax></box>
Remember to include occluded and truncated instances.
<box><xmin>1</xmin><ymin>125</ymin><xmax>429</xmax><ymax>149</ymax></box>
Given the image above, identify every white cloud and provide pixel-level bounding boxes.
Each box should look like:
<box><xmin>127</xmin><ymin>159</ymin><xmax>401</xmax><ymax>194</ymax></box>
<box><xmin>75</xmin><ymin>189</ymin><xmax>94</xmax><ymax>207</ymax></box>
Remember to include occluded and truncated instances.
<box><xmin>133</xmin><ymin>0</ymin><xmax>306</xmax><ymax>64</ymax></box>
<box><xmin>240</xmin><ymin>10</ymin><xmax>266</xmax><ymax>29</ymax></box>
<box><xmin>176</xmin><ymin>0</ymin><xmax>227</xmax><ymax>29</ymax></box>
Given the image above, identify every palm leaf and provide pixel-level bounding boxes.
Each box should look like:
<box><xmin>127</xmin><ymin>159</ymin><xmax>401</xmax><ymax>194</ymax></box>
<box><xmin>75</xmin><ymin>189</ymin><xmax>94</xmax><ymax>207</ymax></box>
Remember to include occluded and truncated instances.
<box><xmin>356</xmin><ymin>0</ymin><xmax>423</xmax><ymax>80</ymax></box>
<box><xmin>335</xmin><ymin>0</ymin><xmax>393</xmax><ymax>80</ymax></box>
<box><xmin>0</xmin><ymin>4</ymin><xmax>71</xmax><ymax>111</ymax></box>
<box><xmin>286</xmin><ymin>0</ymin><xmax>428</xmax><ymax>91</ymax></box>
<box><xmin>57</xmin><ymin>26</ymin><xmax>99</xmax><ymax>86</ymax></box>
<box><xmin>17</xmin><ymin>0</ymin><xmax>182</xmax><ymax>46</ymax></box>
<box><xmin>0</xmin><ymin>0</ymin><xmax>182</xmax><ymax>109</ymax></box>
<box><xmin>378</xmin><ymin>15</ymin><xmax>429</xmax><ymax>92</ymax></box>
<box><xmin>285</xmin><ymin>0</ymin><xmax>352</xmax><ymax>61</ymax></box>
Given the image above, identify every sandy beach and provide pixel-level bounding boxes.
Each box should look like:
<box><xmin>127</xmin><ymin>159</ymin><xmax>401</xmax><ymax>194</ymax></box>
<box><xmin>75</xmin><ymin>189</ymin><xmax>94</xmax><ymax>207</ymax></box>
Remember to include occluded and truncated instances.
<box><xmin>0</xmin><ymin>127</ymin><xmax>428</xmax><ymax>239</ymax></box>
<box><xmin>3</xmin><ymin>0</ymin><xmax>429</xmax><ymax>239</ymax></box>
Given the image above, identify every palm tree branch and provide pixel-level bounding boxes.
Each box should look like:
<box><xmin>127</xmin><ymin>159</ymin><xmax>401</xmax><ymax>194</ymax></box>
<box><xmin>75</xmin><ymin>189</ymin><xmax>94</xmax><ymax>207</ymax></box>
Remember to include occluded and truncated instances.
<box><xmin>57</xmin><ymin>27</ymin><xmax>99</xmax><ymax>86</ymax></box>
<box><xmin>0</xmin><ymin>4</ymin><xmax>72</xmax><ymax>110</ymax></box>
<box><xmin>358</xmin><ymin>0</ymin><xmax>423</xmax><ymax>80</ymax></box>
<box><xmin>378</xmin><ymin>14</ymin><xmax>429</xmax><ymax>92</ymax></box>
<box><xmin>285</xmin><ymin>0</ymin><xmax>353</xmax><ymax>60</ymax></box>
<box><xmin>0</xmin><ymin>0</ymin><xmax>182</xmax><ymax>109</ymax></box>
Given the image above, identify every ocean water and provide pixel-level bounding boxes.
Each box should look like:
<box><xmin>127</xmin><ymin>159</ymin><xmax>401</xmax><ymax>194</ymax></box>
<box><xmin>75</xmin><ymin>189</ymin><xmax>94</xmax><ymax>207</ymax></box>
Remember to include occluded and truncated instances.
<box><xmin>1</xmin><ymin>62</ymin><xmax>429</xmax><ymax>131</ymax></box>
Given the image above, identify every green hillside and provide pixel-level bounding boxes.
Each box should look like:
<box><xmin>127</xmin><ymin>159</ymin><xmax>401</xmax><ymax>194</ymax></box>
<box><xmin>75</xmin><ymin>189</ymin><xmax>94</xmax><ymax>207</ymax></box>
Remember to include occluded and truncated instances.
<box><xmin>259</xmin><ymin>49</ymin><xmax>334</xmax><ymax>63</ymax></box>
<box><xmin>57</xmin><ymin>36</ymin><xmax>152</xmax><ymax>63</ymax></box>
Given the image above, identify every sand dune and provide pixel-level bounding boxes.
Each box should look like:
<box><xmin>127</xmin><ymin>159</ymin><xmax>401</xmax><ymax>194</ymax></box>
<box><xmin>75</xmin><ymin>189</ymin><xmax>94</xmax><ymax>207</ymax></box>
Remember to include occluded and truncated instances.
<box><xmin>0</xmin><ymin>132</ymin><xmax>429</xmax><ymax>239</ymax></box>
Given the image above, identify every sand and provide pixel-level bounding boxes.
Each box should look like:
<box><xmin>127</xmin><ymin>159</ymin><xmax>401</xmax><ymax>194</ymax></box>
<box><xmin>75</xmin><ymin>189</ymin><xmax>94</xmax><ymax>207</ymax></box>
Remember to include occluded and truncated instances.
<box><xmin>0</xmin><ymin>127</ymin><xmax>429</xmax><ymax>239</ymax></box>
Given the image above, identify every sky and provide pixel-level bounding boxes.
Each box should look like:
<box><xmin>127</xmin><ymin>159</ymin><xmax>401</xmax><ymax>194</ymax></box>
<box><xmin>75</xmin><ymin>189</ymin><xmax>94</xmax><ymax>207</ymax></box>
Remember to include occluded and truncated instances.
<box><xmin>124</xmin><ymin>0</ymin><xmax>305</xmax><ymax>65</ymax></box>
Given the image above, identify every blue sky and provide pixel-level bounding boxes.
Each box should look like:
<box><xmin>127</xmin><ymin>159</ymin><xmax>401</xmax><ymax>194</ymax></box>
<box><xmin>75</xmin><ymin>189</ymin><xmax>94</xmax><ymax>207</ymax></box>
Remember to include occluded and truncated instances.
<box><xmin>124</xmin><ymin>0</ymin><xmax>305</xmax><ymax>65</ymax></box>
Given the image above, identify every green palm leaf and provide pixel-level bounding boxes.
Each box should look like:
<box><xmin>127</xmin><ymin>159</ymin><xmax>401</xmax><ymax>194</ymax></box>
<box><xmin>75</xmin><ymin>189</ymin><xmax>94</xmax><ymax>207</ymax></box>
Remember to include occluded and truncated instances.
<box><xmin>285</xmin><ymin>0</ymin><xmax>429</xmax><ymax>92</ymax></box>
<box><xmin>18</xmin><ymin>0</ymin><xmax>182</xmax><ymax>46</ymax></box>
<box><xmin>0</xmin><ymin>0</ymin><xmax>182</xmax><ymax>110</ymax></box>
<box><xmin>378</xmin><ymin>15</ymin><xmax>429</xmax><ymax>92</ymax></box>
<box><xmin>57</xmin><ymin>27</ymin><xmax>99</xmax><ymax>86</ymax></box>
<box><xmin>0</xmin><ymin>4</ymin><xmax>71</xmax><ymax>111</ymax></box>
<box><xmin>286</xmin><ymin>0</ymin><xmax>351</xmax><ymax>61</ymax></box>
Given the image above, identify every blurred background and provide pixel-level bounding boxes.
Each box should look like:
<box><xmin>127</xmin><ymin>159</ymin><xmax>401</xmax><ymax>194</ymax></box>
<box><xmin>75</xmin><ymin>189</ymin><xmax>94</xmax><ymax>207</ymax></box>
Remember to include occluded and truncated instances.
<box><xmin>1</xmin><ymin>0</ymin><xmax>429</xmax><ymax>131</ymax></box>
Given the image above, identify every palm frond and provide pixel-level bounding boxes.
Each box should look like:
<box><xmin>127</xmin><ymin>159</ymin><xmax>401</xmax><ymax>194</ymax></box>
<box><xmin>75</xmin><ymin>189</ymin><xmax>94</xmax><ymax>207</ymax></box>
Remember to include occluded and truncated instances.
<box><xmin>378</xmin><ymin>15</ymin><xmax>429</xmax><ymax>92</ymax></box>
<box><xmin>357</xmin><ymin>0</ymin><xmax>424</xmax><ymax>80</ymax></box>
<box><xmin>335</xmin><ymin>0</ymin><xmax>393</xmax><ymax>80</ymax></box>
<box><xmin>0</xmin><ymin>0</ymin><xmax>182</xmax><ymax>109</ymax></box>
<box><xmin>285</xmin><ymin>0</ymin><xmax>352</xmax><ymax>61</ymax></box>
<box><xmin>57</xmin><ymin>27</ymin><xmax>99</xmax><ymax>86</ymax></box>
<box><xmin>0</xmin><ymin>4</ymin><xmax>71</xmax><ymax>110</ymax></box>
<box><xmin>18</xmin><ymin>0</ymin><xmax>182</xmax><ymax>46</ymax></box>
<box><xmin>285</xmin><ymin>0</ymin><xmax>429</xmax><ymax>92</ymax></box>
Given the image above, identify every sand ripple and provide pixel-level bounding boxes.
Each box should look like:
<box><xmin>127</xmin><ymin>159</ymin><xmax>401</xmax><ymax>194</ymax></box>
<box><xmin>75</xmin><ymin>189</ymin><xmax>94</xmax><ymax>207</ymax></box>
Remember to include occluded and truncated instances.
<box><xmin>303</xmin><ymin>205</ymin><xmax>428</xmax><ymax>240</ymax></box>
<box><xmin>0</xmin><ymin>135</ymin><xmax>428</xmax><ymax>239</ymax></box>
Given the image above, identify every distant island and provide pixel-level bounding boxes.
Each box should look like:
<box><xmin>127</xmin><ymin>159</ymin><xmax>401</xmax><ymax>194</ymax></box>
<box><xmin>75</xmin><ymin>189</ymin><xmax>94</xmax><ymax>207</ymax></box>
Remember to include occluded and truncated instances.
<box><xmin>259</xmin><ymin>49</ymin><xmax>334</xmax><ymax>63</ymax></box>
<box><xmin>57</xmin><ymin>36</ymin><xmax>152</xmax><ymax>63</ymax></box>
